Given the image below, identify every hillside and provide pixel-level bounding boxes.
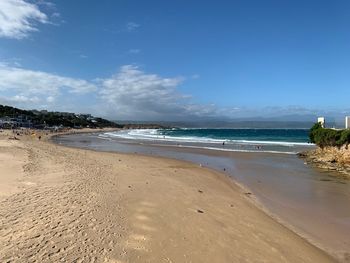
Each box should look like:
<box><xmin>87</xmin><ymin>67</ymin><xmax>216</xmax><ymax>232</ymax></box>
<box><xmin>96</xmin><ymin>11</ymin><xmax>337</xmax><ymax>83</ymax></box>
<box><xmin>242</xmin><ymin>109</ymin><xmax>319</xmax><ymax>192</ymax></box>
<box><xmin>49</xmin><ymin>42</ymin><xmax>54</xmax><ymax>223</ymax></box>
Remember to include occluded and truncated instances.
<box><xmin>0</xmin><ymin>105</ymin><xmax>122</xmax><ymax>129</ymax></box>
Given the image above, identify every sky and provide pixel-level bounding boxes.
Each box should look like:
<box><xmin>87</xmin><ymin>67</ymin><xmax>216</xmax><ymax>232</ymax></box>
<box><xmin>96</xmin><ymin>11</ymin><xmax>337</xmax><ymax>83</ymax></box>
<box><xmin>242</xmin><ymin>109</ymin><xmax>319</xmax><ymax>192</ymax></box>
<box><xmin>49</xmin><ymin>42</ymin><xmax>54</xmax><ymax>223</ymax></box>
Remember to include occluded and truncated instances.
<box><xmin>0</xmin><ymin>0</ymin><xmax>349</xmax><ymax>121</ymax></box>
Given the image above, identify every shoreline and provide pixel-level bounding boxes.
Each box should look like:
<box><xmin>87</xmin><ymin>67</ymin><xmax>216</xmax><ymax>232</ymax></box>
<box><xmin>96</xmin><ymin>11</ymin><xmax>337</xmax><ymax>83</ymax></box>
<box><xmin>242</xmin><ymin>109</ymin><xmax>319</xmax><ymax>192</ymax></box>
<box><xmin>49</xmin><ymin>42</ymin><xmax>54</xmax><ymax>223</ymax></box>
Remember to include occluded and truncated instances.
<box><xmin>55</xmin><ymin>130</ymin><xmax>350</xmax><ymax>261</ymax></box>
<box><xmin>54</xmin><ymin>131</ymin><xmax>350</xmax><ymax>262</ymax></box>
<box><xmin>0</xmin><ymin>129</ymin><xmax>337</xmax><ymax>262</ymax></box>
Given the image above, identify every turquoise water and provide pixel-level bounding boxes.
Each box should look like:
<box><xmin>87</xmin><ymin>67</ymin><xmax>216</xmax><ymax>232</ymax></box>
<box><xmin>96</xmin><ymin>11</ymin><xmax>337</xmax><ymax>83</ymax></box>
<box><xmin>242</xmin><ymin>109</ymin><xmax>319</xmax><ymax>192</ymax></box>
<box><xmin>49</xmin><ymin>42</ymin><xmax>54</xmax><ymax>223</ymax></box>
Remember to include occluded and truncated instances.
<box><xmin>158</xmin><ymin>128</ymin><xmax>310</xmax><ymax>144</ymax></box>
<box><xmin>100</xmin><ymin>128</ymin><xmax>314</xmax><ymax>154</ymax></box>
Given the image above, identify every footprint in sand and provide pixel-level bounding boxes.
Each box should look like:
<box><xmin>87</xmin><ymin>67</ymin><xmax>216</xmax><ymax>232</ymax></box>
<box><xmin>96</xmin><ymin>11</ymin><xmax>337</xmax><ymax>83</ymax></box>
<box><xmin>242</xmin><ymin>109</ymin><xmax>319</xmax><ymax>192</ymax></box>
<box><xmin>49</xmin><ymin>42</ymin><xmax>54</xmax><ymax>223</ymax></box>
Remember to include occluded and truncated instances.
<box><xmin>121</xmin><ymin>200</ymin><xmax>158</xmax><ymax>257</ymax></box>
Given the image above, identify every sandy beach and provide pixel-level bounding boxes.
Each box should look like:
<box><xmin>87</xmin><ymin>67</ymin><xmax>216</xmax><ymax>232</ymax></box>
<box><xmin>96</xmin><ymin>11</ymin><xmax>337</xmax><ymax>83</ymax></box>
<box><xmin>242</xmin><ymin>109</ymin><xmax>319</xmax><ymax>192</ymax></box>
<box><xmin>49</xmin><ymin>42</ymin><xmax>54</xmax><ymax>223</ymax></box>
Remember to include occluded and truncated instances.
<box><xmin>0</xmin><ymin>129</ymin><xmax>335</xmax><ymax>262</ymax></box>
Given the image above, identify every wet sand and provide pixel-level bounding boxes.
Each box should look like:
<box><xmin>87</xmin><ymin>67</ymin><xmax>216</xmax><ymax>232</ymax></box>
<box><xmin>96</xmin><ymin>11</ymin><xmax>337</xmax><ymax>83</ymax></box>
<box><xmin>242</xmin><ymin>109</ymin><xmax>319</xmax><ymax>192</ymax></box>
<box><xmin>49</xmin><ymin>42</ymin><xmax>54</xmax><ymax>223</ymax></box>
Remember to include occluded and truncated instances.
<box><xmin>0</xmin><ymin>129</ymin><xmax>336</xmax><ymax>262</ymax></box>
<box><xmin>55</xmin><ymin>132</ymin><xmax>350</xmax><ymax>262</ymax></box>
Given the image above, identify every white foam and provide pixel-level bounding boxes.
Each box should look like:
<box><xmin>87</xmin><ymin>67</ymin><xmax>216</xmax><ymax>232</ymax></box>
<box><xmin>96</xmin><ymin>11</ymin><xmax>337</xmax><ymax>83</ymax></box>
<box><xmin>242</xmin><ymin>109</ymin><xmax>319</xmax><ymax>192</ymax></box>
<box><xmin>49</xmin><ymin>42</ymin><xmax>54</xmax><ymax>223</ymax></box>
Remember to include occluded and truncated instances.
<box><xmin>100</xmin><ymin>129</ymin><xmax>313</xmax><ymax>147</ymax></box>
<box><xmin>166</xmin><ymin>144</ymin><xmax>298</xmax><ymax>155</ymax></box>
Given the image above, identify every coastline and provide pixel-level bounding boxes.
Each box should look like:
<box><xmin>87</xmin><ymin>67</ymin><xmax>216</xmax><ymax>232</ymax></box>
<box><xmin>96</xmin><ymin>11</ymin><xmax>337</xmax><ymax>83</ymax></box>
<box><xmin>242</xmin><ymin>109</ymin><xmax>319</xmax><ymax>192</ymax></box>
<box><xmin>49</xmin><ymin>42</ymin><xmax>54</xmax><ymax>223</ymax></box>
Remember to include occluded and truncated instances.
<box><xmin>299</xmin><ymin>147</ymin><xmax>350</xmax><ymax>177</ymax></box>
<box><xmin>0</xmin><ymin>129</ymin><xmax>336</xmax><ymax>262</ymax></box>
<box><xmin>55</xmin><ymin>131</ymin><xmax>350</xmax><ymax>262</ymax></box>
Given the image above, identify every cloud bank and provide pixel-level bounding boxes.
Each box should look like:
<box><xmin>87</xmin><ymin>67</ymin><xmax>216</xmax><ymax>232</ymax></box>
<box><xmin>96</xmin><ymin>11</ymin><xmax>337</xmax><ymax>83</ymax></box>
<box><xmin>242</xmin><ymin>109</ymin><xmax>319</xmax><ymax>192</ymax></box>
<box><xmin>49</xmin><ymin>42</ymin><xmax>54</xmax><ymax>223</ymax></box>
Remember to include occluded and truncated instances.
<box><xmin>0</xmin><ymin>62</ymin><xmax>348</xmax><ymax>121</ymax></box>
<box><xmin>0</xmin><ymin>63</ymin><xmax>97</xmax><ymax>110</ymax></box>
<box><xmin>0</xmin><ymin>63</ymin><xmax>221</xmax><ymax>119</ymax></box>
<box><xmin>0</xmin><ymin>0</ymin><xmax>50</xmax><ymax>39</ymax></box>
<box><xmin>100</xmin><ymin>65</ymin><xmax>191</xmax><ymax>119</ymax></box>
<box><xmin>0</xmin><ymin>63</ymin><xmax>96</xmax><ymax>94</ymax></box>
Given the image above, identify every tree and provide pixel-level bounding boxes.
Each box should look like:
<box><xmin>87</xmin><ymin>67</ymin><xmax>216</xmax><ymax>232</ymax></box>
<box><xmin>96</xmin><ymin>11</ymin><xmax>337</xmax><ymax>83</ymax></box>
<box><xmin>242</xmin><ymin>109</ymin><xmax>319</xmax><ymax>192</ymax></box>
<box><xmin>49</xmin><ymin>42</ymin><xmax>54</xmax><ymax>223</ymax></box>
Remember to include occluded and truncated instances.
<box><xmin>309</xmin><ymin>122</ymin><xmax>322</xmax><ymax>144</ymax></box>
<box><xmin>309</xmin><ymin>122</ymin><xmax>350</xmax><ymax>149</ymax></box>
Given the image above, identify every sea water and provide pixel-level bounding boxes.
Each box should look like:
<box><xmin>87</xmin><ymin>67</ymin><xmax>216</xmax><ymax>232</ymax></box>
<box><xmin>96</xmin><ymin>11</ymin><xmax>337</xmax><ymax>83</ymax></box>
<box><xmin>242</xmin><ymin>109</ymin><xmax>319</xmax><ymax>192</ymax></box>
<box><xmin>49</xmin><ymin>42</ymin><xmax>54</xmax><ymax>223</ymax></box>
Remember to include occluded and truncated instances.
<box><xmin>100</xmin><ymin>128</ymin><xmax>314</xmax><ymax>154</ymax></box>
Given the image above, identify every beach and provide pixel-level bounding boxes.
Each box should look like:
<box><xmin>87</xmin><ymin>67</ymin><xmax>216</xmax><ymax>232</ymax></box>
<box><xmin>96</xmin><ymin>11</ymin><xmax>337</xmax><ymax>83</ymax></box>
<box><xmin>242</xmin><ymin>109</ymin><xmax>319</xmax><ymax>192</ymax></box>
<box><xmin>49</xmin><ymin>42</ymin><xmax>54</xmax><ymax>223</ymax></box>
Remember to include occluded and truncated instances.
<box><xmin>0</xmin><ymin>129</ymin><xmax>335</xmax><ymax>262</ymax></box>
<box><xmin>56</xmin><ymin>130</ymin><xmax>350</xmax><ymax>262</ymax></box>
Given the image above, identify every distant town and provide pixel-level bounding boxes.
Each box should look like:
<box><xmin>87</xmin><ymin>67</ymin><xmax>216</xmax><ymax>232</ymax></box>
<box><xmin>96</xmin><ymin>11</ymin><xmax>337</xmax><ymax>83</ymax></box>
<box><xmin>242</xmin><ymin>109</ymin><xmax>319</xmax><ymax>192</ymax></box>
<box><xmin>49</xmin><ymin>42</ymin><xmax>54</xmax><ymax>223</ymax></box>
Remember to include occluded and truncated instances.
<box><xmin>0</xmin><ymin>105</ymin><xmax>168</xmax><ymax>130</ymax></box>
<box><xmin>0</xmin><ymin>104</ymin><xmax>121</xmax><ymax>130</ymax></box>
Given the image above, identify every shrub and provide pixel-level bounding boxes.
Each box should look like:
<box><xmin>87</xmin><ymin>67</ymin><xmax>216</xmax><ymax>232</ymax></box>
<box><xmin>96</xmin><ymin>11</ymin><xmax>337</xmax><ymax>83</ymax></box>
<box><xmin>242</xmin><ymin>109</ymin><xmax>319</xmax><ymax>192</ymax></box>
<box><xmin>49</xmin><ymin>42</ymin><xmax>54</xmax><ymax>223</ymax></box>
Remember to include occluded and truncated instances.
<box><xmin>309</xmin><ymin>122</ymin><xmax>322</xmax><ymax>143</ymax></box>
<box><xmin>310</xmin><ymin>122</ymin><xmax>350</xmax><ymax>148</ymax></box>
<box><xmin>337</xmin><ymin>129</ymin><xmax>350</xmax><ymax>148</ymax></box>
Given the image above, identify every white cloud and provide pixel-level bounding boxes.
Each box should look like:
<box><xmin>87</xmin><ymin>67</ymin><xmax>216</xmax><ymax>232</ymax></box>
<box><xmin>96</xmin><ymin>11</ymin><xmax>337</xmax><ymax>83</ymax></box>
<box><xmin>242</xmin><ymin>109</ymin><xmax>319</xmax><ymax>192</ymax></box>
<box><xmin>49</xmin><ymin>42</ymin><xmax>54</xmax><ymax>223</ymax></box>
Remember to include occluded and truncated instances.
<box><xmin>128</xmin><ymin>49</ymin><xmax>141</xmax><ymax>54</ymax></box>
<box><xmin>99</xmin><ymin>65</ymin><xmax>208</xmax><ymax>120</ymax></box>
<box><xmin>10</xmin><ymin>95</ymin><xmax>39</xmax><ymax>103</ymax></box>
<box><xmin>0</xmin><ymin>63</ymin><xmax>239</xmax><ymax>120</ymax></box>
<box><xmin>46</xmin><ymin>96</ymin><xmax>55</xmax><ymax>103</ymax></box>
<box><xmin>0</xmin><ymin>64</ymin><xmax>97</xmax><ymax>109</ymax></box>
<box><xmin>0</xmin><ymin>0</ymin><xmax>49</xmax><ymax>39</ymax></box>
<box><xmin>0</xmin><ymin>64</ymin><xmax>96</xmax><ymax>94</ymax></box>
<box><xmin>126</xmin><ymin>22</ymin><xmax>140</xmax><ymax>32</ymax></box>
<box><xmin>0</xmin><ymin>94</ymin><xmax>40</xmax><ymax>110</ymax></box>
<box><xmin>1</xmin><ymin>62</ymin><xmax>340</xmax><ymax>121</ymax></box>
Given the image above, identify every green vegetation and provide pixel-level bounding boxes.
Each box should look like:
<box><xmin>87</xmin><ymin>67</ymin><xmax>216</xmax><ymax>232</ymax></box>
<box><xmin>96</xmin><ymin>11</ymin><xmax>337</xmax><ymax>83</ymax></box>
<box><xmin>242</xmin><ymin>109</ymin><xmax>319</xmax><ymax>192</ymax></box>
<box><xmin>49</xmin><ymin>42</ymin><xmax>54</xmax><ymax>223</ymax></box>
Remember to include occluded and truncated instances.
<box><xmin>0</xmin><ymin>104</ymin><xmax>122</xmax><ymax>129</ymax></box>
<box><xmin>309</xmin><ymin>123</ymin><xmax>350</xmax><ymax>149</ymax></box>
<box><xmin>0</xmin><ymin>105</ymin><xmax>36</xmax><ymax>118</ymax></box>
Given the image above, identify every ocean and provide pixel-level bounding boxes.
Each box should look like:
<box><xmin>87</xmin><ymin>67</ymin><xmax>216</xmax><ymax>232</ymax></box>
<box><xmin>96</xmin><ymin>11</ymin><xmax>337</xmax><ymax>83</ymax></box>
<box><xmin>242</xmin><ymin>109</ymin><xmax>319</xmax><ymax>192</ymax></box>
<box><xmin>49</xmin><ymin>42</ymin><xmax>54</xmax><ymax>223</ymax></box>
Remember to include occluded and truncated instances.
<box><xmin>100</xmin><ymin>128</ymin><xmax>314</xmax><ymax>154</ymax></box>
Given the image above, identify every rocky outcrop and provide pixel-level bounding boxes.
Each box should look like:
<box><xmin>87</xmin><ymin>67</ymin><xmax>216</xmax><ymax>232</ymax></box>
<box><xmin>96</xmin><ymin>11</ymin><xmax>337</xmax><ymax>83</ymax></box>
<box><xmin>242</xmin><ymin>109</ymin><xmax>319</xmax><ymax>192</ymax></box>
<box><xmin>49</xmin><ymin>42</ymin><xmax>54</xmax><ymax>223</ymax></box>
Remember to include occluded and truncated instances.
<box><xmin>298</xmin><ymin>146</ymin><xmax>350</xmax><ymax>177</ymax></box>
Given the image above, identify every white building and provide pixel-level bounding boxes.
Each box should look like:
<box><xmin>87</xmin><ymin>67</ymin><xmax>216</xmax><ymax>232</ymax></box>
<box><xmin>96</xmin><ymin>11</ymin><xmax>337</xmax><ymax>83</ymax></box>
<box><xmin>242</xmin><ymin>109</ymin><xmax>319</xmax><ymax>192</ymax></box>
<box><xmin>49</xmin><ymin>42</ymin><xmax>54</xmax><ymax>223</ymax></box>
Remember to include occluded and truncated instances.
<box><xmin>346</xmin><ymin>116</ymin><xmax>350</xmax><ymax>129</ymax></box>
<box><xmin>317</xmin><ymin>117</ymin><xmax>325</xmax><ymax>128</ymax></box>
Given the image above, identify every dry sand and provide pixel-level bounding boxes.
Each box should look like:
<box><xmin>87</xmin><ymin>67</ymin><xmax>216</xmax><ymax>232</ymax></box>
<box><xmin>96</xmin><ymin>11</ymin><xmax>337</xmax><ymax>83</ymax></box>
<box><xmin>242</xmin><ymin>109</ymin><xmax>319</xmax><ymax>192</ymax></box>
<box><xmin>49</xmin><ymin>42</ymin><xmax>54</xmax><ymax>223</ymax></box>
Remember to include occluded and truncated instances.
<box><xmin>0</xmin><ymin>129</ymin><xmax>335</xmax><ymax>262</ymax></box>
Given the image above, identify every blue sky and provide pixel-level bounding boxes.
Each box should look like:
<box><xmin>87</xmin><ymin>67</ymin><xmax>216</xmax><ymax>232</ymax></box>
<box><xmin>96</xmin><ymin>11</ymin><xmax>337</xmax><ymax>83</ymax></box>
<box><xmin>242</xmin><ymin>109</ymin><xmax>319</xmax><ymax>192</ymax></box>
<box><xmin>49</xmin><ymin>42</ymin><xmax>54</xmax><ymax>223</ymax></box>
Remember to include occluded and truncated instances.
<box><xmin>0</xmin><ymin>0</ymin><xmax>349</xmax><ymax>121</ymax></box>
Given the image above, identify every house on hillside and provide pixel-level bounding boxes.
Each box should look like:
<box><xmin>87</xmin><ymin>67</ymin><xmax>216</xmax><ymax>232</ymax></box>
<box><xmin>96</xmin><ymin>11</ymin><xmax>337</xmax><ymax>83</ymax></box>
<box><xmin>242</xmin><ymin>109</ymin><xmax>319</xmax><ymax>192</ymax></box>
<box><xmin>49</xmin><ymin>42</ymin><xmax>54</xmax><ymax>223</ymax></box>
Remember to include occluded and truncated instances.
<box><xmin>346</xmin><ymin>116</ymin><xmax>350</xmax><ymax>129</ymax></box>
<box><xmin>0</xmin><ymin>115</ymin><xmax>32</xmax><ymax>129</ymax></box>
<box><xmin>0</xmin><ymin>117</ymin><xmax>18</xmax><ymax>129</ymax></box>
<box><xmin>317</xmin><ymin>117</ymin><xmax>325</xmax><ymax>128</ymax></box>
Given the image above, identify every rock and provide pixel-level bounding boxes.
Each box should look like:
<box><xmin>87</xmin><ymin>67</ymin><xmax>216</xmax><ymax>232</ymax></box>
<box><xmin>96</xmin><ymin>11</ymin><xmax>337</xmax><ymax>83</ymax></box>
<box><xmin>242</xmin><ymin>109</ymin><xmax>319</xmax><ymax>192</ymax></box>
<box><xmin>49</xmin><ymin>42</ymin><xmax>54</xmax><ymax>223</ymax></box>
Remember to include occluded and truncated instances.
<box><xmin>298</xmin><ymin>147</ymin><xmax>350</xmax><ymax>178</ymax></box>
<box><xmin>297</xmin><ymin>152</ymin><xmax>307</xmax><ymax>158</ymax></box>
